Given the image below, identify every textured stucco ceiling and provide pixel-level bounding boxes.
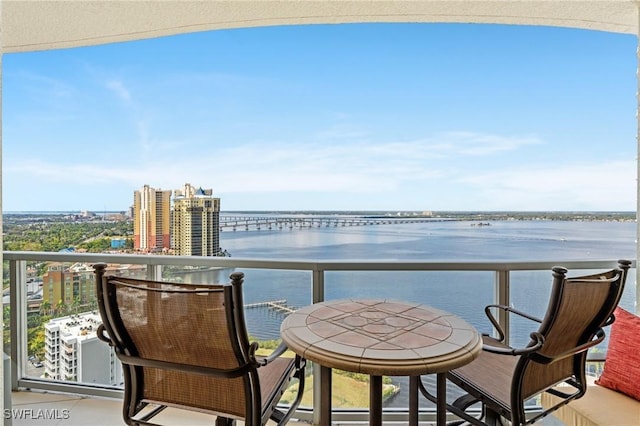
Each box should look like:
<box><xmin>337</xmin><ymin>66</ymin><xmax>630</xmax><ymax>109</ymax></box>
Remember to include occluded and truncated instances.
<box><xmin>2</xmin><ymin>1</ymin><xmax>638</xmax><ymax>53</ymax></box>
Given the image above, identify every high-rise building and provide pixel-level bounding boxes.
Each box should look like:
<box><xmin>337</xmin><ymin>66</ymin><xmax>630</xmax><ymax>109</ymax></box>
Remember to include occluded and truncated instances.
<box><xmin>172</xmin><ymin>183</ymin><xmax>221</xmax><ymax>256</ymax></box>
<box><xmin>133</xmin><ymin>185</ymin><xmax>171</xmax><ymax>252</ymax></box>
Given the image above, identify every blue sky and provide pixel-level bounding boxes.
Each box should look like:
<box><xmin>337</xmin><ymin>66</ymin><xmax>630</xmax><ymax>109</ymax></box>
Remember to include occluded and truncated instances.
<box><xmin>3</xmin><ymin>23</ymin><xmax>637</xmax><ymax>212</ymax></box>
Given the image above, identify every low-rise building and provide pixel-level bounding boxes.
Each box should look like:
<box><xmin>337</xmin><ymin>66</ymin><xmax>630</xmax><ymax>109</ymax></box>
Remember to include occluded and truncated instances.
<box><xmin>44</xmin><ymin>312</ymin><xmax>123</xmax><ymax>386</ymax></box>
<box><xmin>42</xmin><ymin>262</ymin><xmax>146</xmax><ymax>311</ymax></box>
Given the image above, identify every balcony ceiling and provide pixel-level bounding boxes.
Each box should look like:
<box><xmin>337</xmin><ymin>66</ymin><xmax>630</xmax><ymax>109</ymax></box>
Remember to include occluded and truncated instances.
<box><xmin>2</xmin><ymin>0</ymin><xmax>638</xmax><ymax>53</ymax></box>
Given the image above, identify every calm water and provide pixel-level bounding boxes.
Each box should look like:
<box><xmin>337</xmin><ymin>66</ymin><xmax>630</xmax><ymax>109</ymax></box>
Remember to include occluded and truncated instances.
<box><xmin>182</xmin><ymin>218</ymin><xmax>637</xmax><ymax>338</ymax></box>
<box><xmin>176</xmin><ymin>217</ymin><xmax>637</xmax><ymax>408</ymax></box>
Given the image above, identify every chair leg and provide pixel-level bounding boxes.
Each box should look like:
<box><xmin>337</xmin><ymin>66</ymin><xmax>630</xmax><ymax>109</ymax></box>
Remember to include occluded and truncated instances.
<box><xmin>215</xmin><ymin>417</ymin><xmax>236</xmax><ymax>426</ymax></box>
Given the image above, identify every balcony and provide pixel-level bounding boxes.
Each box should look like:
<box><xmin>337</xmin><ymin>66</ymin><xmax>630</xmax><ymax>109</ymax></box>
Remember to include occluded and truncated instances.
<box><xmin>4</xmin><ymin>251</ymin><xmax>636</xmax><ymax>425</ymax></box>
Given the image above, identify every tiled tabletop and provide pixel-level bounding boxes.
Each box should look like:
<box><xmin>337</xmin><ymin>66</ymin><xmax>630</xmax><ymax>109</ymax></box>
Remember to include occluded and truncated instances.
<box><xmin>281</xmin><ymin>298</ymin><xmax>482</xmax><ymax>376</ymax></box>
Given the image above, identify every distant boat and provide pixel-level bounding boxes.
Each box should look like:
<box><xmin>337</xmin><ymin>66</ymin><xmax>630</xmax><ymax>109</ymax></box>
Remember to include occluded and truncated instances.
<box><xmin>471</xmin><ymin>222</ymin><xmax>491</xmax><ymax>227</ymax></box>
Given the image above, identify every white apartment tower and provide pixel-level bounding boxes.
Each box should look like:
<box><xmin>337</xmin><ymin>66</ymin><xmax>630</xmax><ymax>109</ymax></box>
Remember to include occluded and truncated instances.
<box><xmin>44</xmin><ymin>312</ymin><xmax>123</xmax><ymax>386</ymax></box>
<box><xmin>172</xmin><ymin>183</ymin><xmax>221</xmax><ymax>256</ymax></box>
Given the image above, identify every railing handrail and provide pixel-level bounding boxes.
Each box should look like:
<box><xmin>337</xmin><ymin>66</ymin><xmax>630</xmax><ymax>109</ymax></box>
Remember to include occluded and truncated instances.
<box><xmin>2</xmin><ymin>250</ymin><xmax>629</xmax><ymax>272</ymax></box>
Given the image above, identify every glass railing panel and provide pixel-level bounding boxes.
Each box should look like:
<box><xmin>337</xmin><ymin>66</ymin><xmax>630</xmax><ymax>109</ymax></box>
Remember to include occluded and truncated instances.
<box><xmin>617</xmin><ymin>268</ymin><xmax>637</xmax><ymax>313</ymax></box>
<box><xmin>239</xmin><ymin>269</ymin><xmax>312</xmax><ymax>342</ymax></box>
<box><xmin>23</xmin><ymin>270</ymin><xmax>112</xmax><ymax>386</ymax></box>
<box><xmin>324</xmin><ymin>270</ymin><xmax>494</xmax><ymax>325</ymax></box>
<box><xmin>509</xmin><ymin>270</ymin><xmax>554</xmax><ymax>348</ymax></box>
<box><xmin>160</xmin><ymin>264</ymin><xmax>231</xmax><ymax>284</ymax></box>
<box><xmin>11</xmin><ymin>260</ymin><xmax>143</xmax><ymax>387</ymax></box>
<box><xmin>6</xmin><ymin>252</ymin><xmax>636</xmax><ymax>423</ymax></box>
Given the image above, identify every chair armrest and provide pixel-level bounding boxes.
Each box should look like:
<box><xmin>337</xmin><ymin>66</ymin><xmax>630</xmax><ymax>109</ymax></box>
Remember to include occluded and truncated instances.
<box><xmin>484</xmin><ymin>304</ymin><xmax>543</xmax><ymax>343</ymax></box>
<box><xmin>532</xmin><ymin>328</ymin><xmax>606</xmax><ymax>364</ymax></box>
<box><xmin>259</xmin><ymin>341</ymin><xmax>289</xmax><ymax>366</ymax></box>
<box><xmin>482</xmin><ymin>332</ymin><xmax>545</xmax><ymax>356</ymax></box>
<box><xmin>96</xmin><ymin>324</ymin><xmax>113</xmax><ymax>346</ymax></box>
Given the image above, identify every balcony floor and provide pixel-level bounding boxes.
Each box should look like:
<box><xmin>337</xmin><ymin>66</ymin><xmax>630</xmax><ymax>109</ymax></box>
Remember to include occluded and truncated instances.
<box><xmin>10</xmin><ymin>390</ymin><xmax>567</xmax><ymax>425</ymax></box>
<box><xmin>11</xmin><ymin>390</ymin><xmax>299</xmax><ymax>425</ymax></box>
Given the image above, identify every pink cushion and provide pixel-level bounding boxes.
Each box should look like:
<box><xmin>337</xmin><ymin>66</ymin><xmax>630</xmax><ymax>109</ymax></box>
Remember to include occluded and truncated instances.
<box><xmin>595</xmin><ymin>307</ymin><xmax>640</xmax><ymax>401</ymax></box>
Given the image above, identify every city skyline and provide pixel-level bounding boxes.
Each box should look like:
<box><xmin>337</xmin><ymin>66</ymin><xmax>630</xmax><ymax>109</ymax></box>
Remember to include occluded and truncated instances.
<box><xmin>3</xmin><ymin>23</ymin><xmax>637</xmax><ymax>212</ymax></box>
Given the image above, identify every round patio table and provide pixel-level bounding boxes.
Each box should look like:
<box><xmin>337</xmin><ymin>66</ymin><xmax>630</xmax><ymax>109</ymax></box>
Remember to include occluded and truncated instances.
<box><xmin>280</xmin><ymin>298</ymin><xmax>482</xmax><ymax>426</ymax></box>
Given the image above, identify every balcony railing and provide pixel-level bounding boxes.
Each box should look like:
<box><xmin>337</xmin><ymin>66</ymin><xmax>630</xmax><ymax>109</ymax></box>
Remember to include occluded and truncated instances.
<box><xmin>4</xmin><ymin>251</ymin><xmax>636</xmax><ymax>424</ymax></box>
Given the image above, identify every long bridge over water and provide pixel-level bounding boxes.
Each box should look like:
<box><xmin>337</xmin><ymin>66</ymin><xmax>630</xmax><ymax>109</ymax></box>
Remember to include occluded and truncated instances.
<box><xmin>219</xmin><ymin>216</ymin><xmax>456</xmax><ymax>231</ymax></box>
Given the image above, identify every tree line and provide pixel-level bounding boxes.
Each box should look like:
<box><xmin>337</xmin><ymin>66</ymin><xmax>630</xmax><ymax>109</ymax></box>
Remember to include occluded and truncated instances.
<box><xmin>3</xmin><ymin>217</ymin><xmax>133</xmax><ymax>252</ymax></box>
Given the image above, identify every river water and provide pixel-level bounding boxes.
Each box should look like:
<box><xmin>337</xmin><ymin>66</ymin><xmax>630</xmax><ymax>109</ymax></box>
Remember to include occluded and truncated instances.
<box><xmin>175</xmin><ymin>216</ymin><xmax>637</xmax><ymax>408</ymax></box>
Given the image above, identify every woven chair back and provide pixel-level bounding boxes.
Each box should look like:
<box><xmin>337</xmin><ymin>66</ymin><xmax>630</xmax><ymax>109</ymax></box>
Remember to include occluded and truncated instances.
<box><xmin>520</xmin><ymin>267</ymin><xmax>625</xmax><ymax>399</ymax></box>
<box><xmin>104</xmin><ymin>277</ymin><xmax>250</xmax><ymax>418</ymax></box>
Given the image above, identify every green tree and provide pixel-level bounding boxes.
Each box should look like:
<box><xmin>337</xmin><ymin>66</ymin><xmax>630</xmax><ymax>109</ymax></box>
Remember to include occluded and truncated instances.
<box><xmin>3</xmin><ymin>216</ymin><xmax>134</xmax><ymax>252</ymax></box>
<box><xmin>3</xmin><ymin>306</ymin><xmax>11</xmax><ymax>354</ymax></box>
<box><xmin>71</xmin><ymin>297</ymin><xmax>81</xmax><ymax>314</ymax></box>
<box><xmin>40</xmin><ymin>300</ymin><xmax>52</xmax><ymax>316</ymax></box>
<box><xmin>55</xmin><ymin>300</ymin><xmax>68</xmax><ymax>317</ymax></box>
<box><xmin>88</xmin><ymin>298</ymin><xmax>98</xmax><ymax>312</ymax></box>
<box><xmin>28</xmin><ymin>328</ymin><xmax>45</xmax><ymax>360</ymax></box>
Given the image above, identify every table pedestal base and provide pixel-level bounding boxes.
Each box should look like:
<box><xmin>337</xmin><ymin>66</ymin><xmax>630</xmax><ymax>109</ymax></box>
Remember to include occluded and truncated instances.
<box><xmin>317</xmin><ymin>369</ymin><xmax>448</xmax><ymax>426</ymax></box>
<box><xmin>320</xmin><ymin>366</ymin><xmax>332</xmax><ymax>426</ymax></box>
<box><xmin>370</xmin><ymin>375</ymin><xmax>382</xmax><ymax>424</ymax></box>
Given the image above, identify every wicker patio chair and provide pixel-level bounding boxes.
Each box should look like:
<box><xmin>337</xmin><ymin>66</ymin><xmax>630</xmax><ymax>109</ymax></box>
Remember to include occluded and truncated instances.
<box><xmin>418</xmin><ymin>259</ymin><xmax>631</xmax><ymax>425</ymax></box>
<box><xmin>93</xmin><ymin>263</ymin><xmax>306</xmax><ymax>426</ymax></box>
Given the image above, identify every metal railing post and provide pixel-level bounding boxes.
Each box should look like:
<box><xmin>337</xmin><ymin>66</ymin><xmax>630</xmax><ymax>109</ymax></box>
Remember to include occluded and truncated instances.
<box><xmin>312</xmin><ymin>266</ymin><xmax>325</xmax><ymax>425</ymax></box>
<box><xmin>312</xmin><ymin>267</ymin><xmax>325</xmax><ymax>304</ymax></box>
<box><xmin>146</xmin><ymin>264</ymin><xmax>162</xmax><ymax>281</ymax></box>
<box><xmin>494</xmin><ymin>269</ymin><xmax>511</xmax><ymax>345</ymax></box>
<box><xmin>9</xmin><ymin>260</ymin><xmax>27</xmax><ymax>390</ymax></box>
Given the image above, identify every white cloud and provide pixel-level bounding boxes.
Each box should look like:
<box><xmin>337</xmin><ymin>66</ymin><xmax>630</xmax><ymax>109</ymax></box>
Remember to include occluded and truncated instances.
<box><xmin>105</xmin><ymin>79</ymin><xmax>132</xmax><ymax>102</ymax></box>
<box><xmin>457</xmin><ymin>160</ymin><xmax>637</xmax><ymax>210</ymax></box>
<box><xmin>5</xmin><ymin>131</ymin><xmax>632</xmax><ymax>211</ymax></box>
<box><xmin>440</xmin><ymin>131</ymin><xmax>542</xmax><ymax>155</ymax></box>
<box><xmin>12</xmin><ymin>70</ymin><xmax>75</xmax><ymax>100</ymax></box>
